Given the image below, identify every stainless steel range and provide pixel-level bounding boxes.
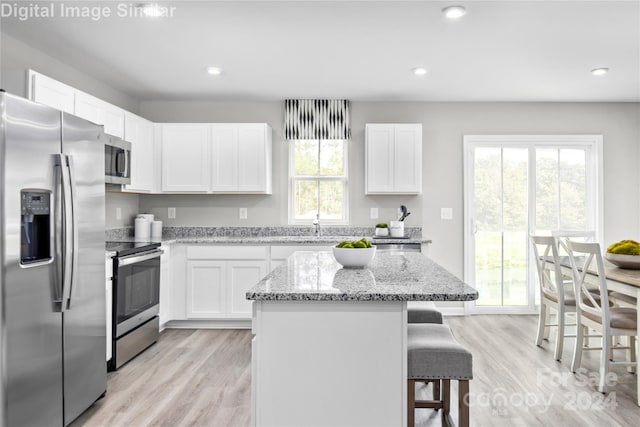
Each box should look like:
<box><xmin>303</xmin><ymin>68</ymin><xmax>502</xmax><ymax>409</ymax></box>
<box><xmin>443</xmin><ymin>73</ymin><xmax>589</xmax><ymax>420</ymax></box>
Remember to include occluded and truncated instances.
<box><xmin>106</xmin><ymin>241</ymin><xmax>162</xmax><ymax>370</ymax></box>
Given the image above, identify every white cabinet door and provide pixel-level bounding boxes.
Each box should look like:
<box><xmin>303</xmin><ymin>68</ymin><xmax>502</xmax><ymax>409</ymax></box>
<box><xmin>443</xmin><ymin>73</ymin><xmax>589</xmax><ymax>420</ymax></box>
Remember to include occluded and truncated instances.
<box><xmin>227</xmin><ymin>261</ymin><xmax>267</xmax><ymax>318</ymax></box>
<box><xmin>210</xmin><ymin>124</ymin><xmax>238</xmax><ymax>191</ymax></box>
<box><xmin>30</xmin><ymin>71</ymin><xmax>75</xmax><ymax>114</ymax></box>
<box><xmin>238</xmin><ymin>124</ymin><xmax>270</xmax><ymax>192</ymax></box>
<box><xmin>393</xmin><ymin>124</ymin><xmax>422</xmax><ymax>193</ymax></box>
<box><xmin>365</xmin><ymin>123</ymin><xmax>422</xmax><ymax>194</ymax></box>
<box><xmin>161</xmin><ymin>124</ymin><xmax>210</xmax><ymax>192</ymax></box>
<box><xmin>210</xmin><ymin>123</ymin><xmax>272</xmax><ymax>194</ymax></box>
<box><xmin>123</xmin><ymin>112</ymin><xmax>155</xmax><ymax>192</ymax></box>
<box><xmin>186</xmin><ymin>260</ymin><xmax>226</xmax><ymax>318</ymax></box>
<box><xmin>159</xmin><ymin>244</ymin><xmax>172</xmax><ymax>327</ymax></box>
<box><xmin>365</xmin><ymin>125</ymin><xmax>395</xmax><ymax>194</ymax></box>
<box><xmin>74</xmin><ymin>91</ymin><xmax>125</xmax><ymax>138</ymax></box>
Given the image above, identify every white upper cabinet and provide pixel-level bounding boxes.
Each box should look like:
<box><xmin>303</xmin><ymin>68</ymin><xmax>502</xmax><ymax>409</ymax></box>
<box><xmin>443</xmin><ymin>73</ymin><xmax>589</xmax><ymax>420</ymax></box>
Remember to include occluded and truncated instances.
<box><xmin>161</xmin><ymin>124</ymin><xmax>211</xmax><ymax>192</ymax></box>
<box><xmin>211</xmin><ymin>123</ymin><xmax>272</xmax><ymax>194</ymax></box>
<box><xmin>160</xmin><ymin>123</ymin><xmax>272</xmax><ymax>194</ymax></box>
<box><xmin>365</xmin><ymin>123</ymin><xmax>422</xmax><ymax>194</ymax></box>
<box><xmin>29</xmin><ymin>71</ymin><xmax>75</xmax><ymax>114</ymax></box>
<box><xmin>74</xmin><ymin>91</ymin><xmax>125</xmax><ymax>138</ymax></box>
<box><xmin>122</xmin><ymin>112</ymin><xmax>155</xmax><ymax>193</ymax></box>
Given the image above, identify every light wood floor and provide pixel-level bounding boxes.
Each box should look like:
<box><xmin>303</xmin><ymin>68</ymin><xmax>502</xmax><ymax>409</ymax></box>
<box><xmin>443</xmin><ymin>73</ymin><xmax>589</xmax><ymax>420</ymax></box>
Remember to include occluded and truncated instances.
<box><xmin>72</xmin><ymin>315</ymin><xmax>640</xmax><ymax>427</ymax></box>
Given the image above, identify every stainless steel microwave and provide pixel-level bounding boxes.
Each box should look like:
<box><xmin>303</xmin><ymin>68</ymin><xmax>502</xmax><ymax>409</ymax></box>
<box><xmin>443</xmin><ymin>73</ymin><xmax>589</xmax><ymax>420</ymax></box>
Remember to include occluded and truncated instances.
<box><xmin>104</xmin><ymin>135</ymin><xmax>131</xmax><ymax>184</ymax></box>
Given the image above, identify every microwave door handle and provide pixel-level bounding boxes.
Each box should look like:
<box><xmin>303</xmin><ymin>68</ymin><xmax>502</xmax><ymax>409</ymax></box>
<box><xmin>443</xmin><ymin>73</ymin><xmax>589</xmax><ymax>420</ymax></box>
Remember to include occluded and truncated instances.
<box><xmin>53</xmin><ymin>155</ymin><xmax>66</xmax><ymax>311</ymax></box>
<box><xmin>66</xmin><ymin>156</ymin><xmax>79</xmax><ymax>308</ymax></box>
<box><xmin>58</xmin><ymin>154</ymin><xmax>73</xmax><ymax>312</ymax></box>
<box><xmin>123</xmin><ymin>149</ymin><xmax>129</xmax><ymax>178</ymax></box>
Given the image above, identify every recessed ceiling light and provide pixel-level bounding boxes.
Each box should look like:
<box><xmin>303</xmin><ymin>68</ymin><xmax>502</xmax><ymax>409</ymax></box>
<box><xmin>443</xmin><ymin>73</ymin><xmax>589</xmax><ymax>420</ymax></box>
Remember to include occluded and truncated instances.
<box><xmin>591</xmin><ymin>67</ymin><xmax>609</xmax><ymax>76</ymax></box>
<box><xmin>207</xmin><ymin>67</ymin><xmax>223</xmax><ymax>76</ymax></box>
<box><xmin>139</xmin><ymin>3</ymin><xmax>162</xmax><ymax>17</ymax></box>
<box><xmin>443</xmin><ymin>5</ymin><xmax>467</xmax><ymax>19</ymax></box>
<box><xmin>412</xmin><ymin>67</ymin><xmax>428</xmax><ymax>76</ymax></box>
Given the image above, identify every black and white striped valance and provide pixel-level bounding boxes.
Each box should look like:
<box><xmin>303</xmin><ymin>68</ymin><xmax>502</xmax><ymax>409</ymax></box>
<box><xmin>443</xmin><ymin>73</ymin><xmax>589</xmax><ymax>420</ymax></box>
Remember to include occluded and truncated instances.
<box><xmin>284</xmin><ymin>99</ymin><xmax>351</xmax><ymax>140</ymax></box>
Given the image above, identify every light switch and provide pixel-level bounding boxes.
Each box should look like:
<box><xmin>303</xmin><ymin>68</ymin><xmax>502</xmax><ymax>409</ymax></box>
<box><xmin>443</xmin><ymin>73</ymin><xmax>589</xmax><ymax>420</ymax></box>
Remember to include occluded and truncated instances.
<box><xmin>441</xmin><ymin>208</ymin><xmax>453</xmax><ymax>220</ymax></box>
<box><xmin>115</xmin><ymin>207</ymin><xmax>122</xmax><ymax>220</ymax></box>
<box><xmin>239</xmin><ymin>208</ymin><xmax>248</xmax><ymax>219</ymax></box>
<box><xmin>168</xmin><ymin>207</ymin><xmax>176</xmax><ymax>219</ymax></box>
<box><xmin>370</xmin><ymin>208</ymin><xmax>379</xmax><ymax>219</ymax></box>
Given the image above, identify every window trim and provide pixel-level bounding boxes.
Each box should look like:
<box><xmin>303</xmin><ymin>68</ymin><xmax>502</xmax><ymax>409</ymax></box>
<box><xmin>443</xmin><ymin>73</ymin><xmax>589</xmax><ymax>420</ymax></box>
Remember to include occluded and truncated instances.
<box><xmin>288</xmin><ymin>139</ymin><xmax>349</xmax><ymax>225</ymax></box>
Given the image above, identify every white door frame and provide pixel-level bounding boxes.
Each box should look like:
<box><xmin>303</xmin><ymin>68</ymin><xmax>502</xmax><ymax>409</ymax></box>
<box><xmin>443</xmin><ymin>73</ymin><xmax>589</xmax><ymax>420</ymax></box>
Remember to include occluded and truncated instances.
<box><xmin>463</xmin><ymin>135</ymin><xmax>604</xmax><ymax>314</ymax></box>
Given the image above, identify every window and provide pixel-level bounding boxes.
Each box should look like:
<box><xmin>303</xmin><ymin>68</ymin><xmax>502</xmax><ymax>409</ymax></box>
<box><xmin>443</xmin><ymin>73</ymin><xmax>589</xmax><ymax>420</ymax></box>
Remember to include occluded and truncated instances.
<box><xmin>289</xmin><ymin>139</ymin><xmax>348</xmax><ymax>224</ymax></box>
<box><xmin>463</xmin><ymin>135</ymin><xmax>603</xmax><ymax>313</ymax></box>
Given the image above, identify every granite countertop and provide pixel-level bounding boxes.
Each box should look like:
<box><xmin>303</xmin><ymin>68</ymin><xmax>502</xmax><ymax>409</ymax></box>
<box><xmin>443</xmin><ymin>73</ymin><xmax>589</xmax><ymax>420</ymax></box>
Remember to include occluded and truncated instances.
<box><xmin>246</xmin><ymin>251</ymin><xmax>478</xmax><ymax>302</ymax></box>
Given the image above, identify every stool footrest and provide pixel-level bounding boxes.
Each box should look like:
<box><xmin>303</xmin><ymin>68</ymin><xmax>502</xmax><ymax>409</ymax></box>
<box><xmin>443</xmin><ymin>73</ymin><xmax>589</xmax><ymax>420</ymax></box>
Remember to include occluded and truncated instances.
<box><xmin>414</xmin><ymin>399</ymin><xmax>443</xmax><ymax>409</ymax></box>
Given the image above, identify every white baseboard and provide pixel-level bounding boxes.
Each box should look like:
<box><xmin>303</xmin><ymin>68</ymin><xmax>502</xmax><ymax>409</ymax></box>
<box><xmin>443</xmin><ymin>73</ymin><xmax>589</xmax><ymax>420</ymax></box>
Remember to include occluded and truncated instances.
<box><xmin>163</xmin><ymin>319</ymin><xmax>252</xmax><ymax>329</ymax></box>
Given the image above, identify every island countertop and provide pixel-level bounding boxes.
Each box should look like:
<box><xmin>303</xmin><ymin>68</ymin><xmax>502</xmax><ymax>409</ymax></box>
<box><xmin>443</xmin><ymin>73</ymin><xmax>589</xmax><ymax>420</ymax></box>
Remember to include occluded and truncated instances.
<box><xmin>246</xmin><ymin>251</ymin><xmax>478</xmax><ymax>302</ymax></box>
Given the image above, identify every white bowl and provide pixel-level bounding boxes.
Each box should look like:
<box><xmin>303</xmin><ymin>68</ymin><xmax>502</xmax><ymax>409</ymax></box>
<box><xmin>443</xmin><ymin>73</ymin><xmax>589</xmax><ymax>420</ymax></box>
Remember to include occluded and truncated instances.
<box><xmin>332</xmin><ymin>246</ymin><xmax>376</xmax><ymax>269</ymax></box>
<box><xmin>605</xmin><ymin>253</ymin><xmax>640</xmax><ymax>269</ymax></box>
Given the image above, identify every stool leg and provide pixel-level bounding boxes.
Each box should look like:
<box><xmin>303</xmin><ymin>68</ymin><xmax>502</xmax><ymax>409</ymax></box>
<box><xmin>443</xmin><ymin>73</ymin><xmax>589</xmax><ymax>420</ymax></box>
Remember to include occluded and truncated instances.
<box><xmin>433</xmin><ymin>379</ymin><xmax>440</xmax><ymax>402</ymax></box>
<box><xmin>407</xmin><ymin>379</ymin><xmax>415</xmax><ymax>427</ymax></box>
<box><xmin>459</xmin><ymin>380</ymin><xmax>470</xmax><ymax>427</ymax></box>
<box><xmin>442</xmin><ymin>379</ymin><xmax>450</xmax><ymax>415</ymax></box>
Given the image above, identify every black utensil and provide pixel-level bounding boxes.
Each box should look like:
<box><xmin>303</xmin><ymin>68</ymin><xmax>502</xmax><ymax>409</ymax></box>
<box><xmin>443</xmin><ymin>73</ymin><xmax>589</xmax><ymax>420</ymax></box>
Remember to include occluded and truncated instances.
<box><xmin>401</xmin><ymin>212</ymin><xmax>411</xmax><ymax>221</ymax></box>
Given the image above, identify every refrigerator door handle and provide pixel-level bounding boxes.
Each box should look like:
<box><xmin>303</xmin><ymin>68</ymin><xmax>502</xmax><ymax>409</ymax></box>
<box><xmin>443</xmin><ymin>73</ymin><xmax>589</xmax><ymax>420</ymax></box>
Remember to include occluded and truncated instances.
<box><xmin>66</xmin><ymin>155</ymin><xmax>79</xmax><ymax>308</ymax></box>
<box><xmin>53</xmin><ymin>154</ymin><xmax>66</xmax><ymax>310</ymax></box>
<box><xmin>59</xmin><ymin>154</ymin><xmax>74</xmax><ymax>311</ymax></box>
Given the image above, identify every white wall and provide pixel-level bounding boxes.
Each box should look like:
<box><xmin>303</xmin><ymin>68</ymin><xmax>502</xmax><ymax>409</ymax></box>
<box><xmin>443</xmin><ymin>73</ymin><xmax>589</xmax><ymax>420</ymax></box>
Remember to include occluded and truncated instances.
<box><xmin>140</xmin><ymin>100</ymin><xmax>640</xmax><ymax>277</ymax></box>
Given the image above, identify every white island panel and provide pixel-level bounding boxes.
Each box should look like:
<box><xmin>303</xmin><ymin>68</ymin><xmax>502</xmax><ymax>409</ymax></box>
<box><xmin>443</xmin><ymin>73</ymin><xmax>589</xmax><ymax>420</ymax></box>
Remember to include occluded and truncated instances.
<box><xmin>253</xmin><ymin>300</ymin><xmax>406</xmax><ymax>427</ymax></box>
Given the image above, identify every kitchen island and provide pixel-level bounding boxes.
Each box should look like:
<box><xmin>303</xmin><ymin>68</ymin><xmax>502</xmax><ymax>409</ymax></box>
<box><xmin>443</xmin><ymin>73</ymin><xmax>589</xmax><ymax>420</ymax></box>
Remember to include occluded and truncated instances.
<box><xmin>246</xmin><ymin>251</ymin><xmax>478</xmax><ymax>427</ymax></box>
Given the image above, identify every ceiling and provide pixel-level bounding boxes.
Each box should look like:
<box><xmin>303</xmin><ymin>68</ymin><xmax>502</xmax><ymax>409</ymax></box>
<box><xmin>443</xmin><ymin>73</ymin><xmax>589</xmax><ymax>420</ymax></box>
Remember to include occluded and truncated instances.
<box><xmin>2</xmin><ymin>0</ymin><xmax>639</xmax><ymax>102</ymax></box>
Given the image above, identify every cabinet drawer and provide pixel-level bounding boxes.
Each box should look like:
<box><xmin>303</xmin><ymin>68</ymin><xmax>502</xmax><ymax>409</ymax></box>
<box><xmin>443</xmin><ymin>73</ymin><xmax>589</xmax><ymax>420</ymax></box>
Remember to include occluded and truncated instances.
<box><xmin>187</xmin><ymin>245</ymin><xmax>268</xmax><ymax>260</ymax></box>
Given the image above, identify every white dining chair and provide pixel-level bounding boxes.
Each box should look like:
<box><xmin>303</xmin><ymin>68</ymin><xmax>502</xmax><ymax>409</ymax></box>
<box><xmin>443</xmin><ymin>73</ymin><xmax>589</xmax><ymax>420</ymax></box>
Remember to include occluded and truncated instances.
<box><xmin>566</xmin><ymin>241</ymin><xmax>638</xmax><ymax>395</ymax></box>
<box><xmin>531</xmin><ymin>235</ymin><xmax>580</xmax><ymax>361</ymax></box>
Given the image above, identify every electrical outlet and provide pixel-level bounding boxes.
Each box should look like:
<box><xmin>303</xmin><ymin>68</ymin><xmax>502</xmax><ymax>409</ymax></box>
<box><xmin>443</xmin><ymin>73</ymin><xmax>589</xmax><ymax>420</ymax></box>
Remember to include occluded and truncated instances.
<box><xmin>370</xmin><ymin>207</ymin><xmax>379</xmax><ymax>219</ymax></box>
<box><xmin>115</xmin><ymin>207</ymin><xmax>122</xmax><ymax>220</ymax></box>
<box><xmin>239</xmin><ymin>208</ymin><xmax>248</xmax><ymax>219</ymax></box>
<box><xmin>168</xmin><ymin>207</ymin><xmax>176</xmax><ymax>219</ymax></box>
<box><xmin>441</xmin><ymin>208</ymin><xmax>453</xmax><ymax>220</ymax></box>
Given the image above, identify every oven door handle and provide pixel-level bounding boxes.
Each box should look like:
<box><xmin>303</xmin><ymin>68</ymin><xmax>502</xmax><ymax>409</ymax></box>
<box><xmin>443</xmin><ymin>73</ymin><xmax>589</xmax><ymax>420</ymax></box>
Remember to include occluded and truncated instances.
<box><xmin>118</xmin><ymin>249</ymin><xmax>164</xmax><ymax>267</ymax></box>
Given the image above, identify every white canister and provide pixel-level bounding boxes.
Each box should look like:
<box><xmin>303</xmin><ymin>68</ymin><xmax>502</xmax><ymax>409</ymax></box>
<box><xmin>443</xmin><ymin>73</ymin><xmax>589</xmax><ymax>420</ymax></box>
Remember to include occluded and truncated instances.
<box><xmin>151</xmin><ymin>220</ymin><xmax>163</xmax><ymax>239</ymax></box>
<box><xmin>389</xmin><ymin>221</ymin><xmax>404</xmax><ymax>238</ymax></box>
<box><xmin>134</xmin><ymin>217</ymin><xmax>151</xmax><ymax>241</ymax></box>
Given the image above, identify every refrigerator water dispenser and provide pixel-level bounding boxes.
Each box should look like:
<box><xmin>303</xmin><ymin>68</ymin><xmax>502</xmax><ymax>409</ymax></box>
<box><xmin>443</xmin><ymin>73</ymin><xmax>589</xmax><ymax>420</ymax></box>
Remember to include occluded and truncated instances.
<box><xmin>20</xmin><ymin>189</ymin><xmax>51</xmax><ymax>264</ymax></box>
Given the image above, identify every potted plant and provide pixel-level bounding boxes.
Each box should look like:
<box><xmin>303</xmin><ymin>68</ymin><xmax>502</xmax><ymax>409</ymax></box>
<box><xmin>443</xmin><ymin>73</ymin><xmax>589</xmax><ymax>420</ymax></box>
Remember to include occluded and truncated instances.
<box><xmin>375</xmin><ymin>223</ymin><xmax>389</xmax><ymax>237</ymax></box>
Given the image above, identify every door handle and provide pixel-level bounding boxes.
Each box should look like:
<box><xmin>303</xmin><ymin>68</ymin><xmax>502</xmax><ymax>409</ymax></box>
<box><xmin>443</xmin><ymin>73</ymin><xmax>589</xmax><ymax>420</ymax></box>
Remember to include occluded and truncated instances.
<box><xmin>58</xmin><ymin>154</ymin><xmax>73</xmax><ymax>312</ymax></box>
<box><xmin>53</xmin><ymin>155</ymin><xmax>65</xmax><ymax>310</ymax></box>
<box><xmin>66</xmin><ymin>155</ymin><xmax>79</xmax><ymax>308</ymax></box>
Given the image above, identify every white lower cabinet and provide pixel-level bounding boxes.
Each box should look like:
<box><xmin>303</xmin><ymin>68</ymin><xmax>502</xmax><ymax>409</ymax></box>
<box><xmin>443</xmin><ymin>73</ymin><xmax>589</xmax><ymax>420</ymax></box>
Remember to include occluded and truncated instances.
<box><xmin>185</xmin><ymin>245</ymin><xmax>268</xmax><ymax>320</ymax></box>
<box><xmin>186</xmin><ymin>260</ymin><xmax>226</xmax><ymax>318</ymax></box>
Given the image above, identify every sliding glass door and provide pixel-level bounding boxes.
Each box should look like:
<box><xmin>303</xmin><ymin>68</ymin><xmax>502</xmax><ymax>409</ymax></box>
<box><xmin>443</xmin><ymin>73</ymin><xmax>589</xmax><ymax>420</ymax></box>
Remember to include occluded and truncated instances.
<box><xmin>463</xmin><ymin>136</ymin><xmax>602</xmax><ymax>313</ymax></box>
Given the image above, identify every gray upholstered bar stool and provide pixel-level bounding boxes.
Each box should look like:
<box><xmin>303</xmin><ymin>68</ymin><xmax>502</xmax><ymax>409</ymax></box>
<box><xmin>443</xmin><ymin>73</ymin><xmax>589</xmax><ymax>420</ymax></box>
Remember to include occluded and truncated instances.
<box><xmin>407</xmin><ymin>301</ymin><xmax>444</xmax><ymax>400</ymax></box>
<box><xmin>407</xmin><ymin>323</ymin><xmax>473</xmax><ymax>427</ymax></box>
<box><xmin>407</xmin><ymin>301</ymin><xmax>444</xmax><ymax>324</ymax></box>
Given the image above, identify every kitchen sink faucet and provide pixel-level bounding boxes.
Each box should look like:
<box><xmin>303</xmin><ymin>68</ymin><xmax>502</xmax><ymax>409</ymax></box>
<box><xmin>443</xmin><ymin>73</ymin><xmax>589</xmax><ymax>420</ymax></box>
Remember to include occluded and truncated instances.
<box><xmin>313</xmin><ymin>213</ymin><xmax>321</xmax><ymax>237</ymax></box>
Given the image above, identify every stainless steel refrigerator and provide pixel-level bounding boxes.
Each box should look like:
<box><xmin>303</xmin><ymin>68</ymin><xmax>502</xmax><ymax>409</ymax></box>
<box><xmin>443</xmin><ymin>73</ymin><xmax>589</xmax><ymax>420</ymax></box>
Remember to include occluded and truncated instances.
<box><xmin>0</xmin><ymin>92</ymin><xmax>107</xmax><ymax>426</ymax></box>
